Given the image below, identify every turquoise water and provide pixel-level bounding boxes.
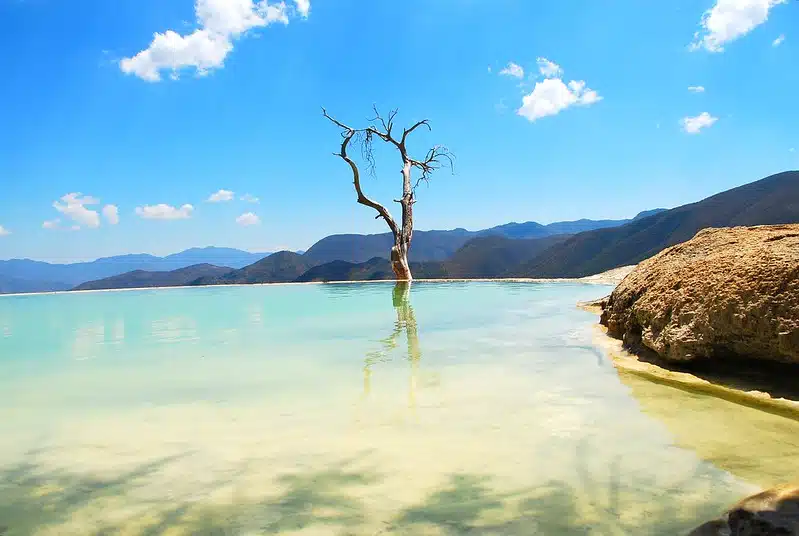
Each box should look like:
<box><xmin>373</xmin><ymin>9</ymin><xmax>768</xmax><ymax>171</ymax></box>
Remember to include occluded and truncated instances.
<box><xmin>0</xmin><ymin>282</ymin><xmax>773</xmax><ymax>535</ymax></box>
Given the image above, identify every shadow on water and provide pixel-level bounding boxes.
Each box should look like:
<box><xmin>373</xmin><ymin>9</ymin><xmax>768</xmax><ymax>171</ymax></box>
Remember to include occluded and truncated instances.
<box><xmin>0</xmin><ymin>442</ymin><xmax>739</xmax><ymax>535</ymax></box>
<box><xmin>0</xmin><ymin>449</ymin><xmax>382</xmax><ymax>536</ymax></box>
<box><xmin>388</xmin><ymin>440</ymin><xmax>733</xmax><ymax>536</ymax></box>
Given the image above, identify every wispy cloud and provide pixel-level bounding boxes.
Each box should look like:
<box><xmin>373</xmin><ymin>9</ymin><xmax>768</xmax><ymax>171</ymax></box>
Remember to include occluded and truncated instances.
<box><xmin>294</xmin><ymin>0</ymin><xmax>310</xmax><ymax>18</ymax></box>
<box><xmin>135</xmin><ymin>204</ymin><xmax>194</xmax><ymax>220</ymax></box>
<box><xmin>499</xmin><ymin>62</ymin><xmax>524</xmax><ymax>79</ymax></box>
<box><xmin>773</xmin><ymin>34</ymin><xmax>786</xmax><ymax>46</ymax></box>
<box><xmin>120</xmin><ymin>0</ymin><xmax>309</xmax><ymax>82</ymax></box>
<box><xmin>691</xmin><ymin>0</ymin><xmax>786</xmax><ymax>52</ymax></box>
<box><xmin>208</xmin><ymin>189</ymin><xmax>235</xmax><ymax>202</ymax></box>
<box><xmin>240</xmin><ymin>193</ymin><xmax>260</xmax><ymax>203</ymax></box>
<box><xmin>42</xmin><ymin>219</ymin><xmax>61</xmax><ymax>230</ymax></box>
<box><xmin>102</xmin><ymin>204</ymin><xmax>120</xmax><ymax>225</ymax></box>
<box><xmin>688</xmin><ymin>85</ymin><xmax>706</xmax><ymax>93</ymax></box>
<box><xmin>681</xmin><ymin>112</ymin><xmax>718</xmax><ymax>134</ymax></box>
<box><xmin>236</xmin><ymin>212</ymin><xmax>260</xmax><ymax>226</ymax></box>
<box><xmin>0</xmin><ymin>225</ymin><xmax>10</xmax><ymax>236</ymax></box>
<box><xmin>536</xmin><ymin>57</ymin><xmax>563</xmax><ymax>78</ymax></box>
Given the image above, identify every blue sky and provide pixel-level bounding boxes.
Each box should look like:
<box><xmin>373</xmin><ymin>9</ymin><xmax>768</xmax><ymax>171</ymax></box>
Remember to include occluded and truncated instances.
<box><xmin>1</xmin><ymin>0</ymin><xmax>797</xmax><ymax>262</ymax></box>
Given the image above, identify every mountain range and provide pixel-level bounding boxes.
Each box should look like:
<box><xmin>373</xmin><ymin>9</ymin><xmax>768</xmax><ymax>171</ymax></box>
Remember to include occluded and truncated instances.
<box><xmin>301</xmin><ymin>211</ymin><xmax>663</xmax><ymax>264</ymax></box>
<box><xmin>0</xmin><ymin>212</ymin><xmax>662</xmax><ymax>293</ymax></box>
<box><xmin>5</xmin><ymin>171</ymin><xmax>799</xmax><ymax>292</ymax></box>
<box><xmin>0</xmin><ymin>247</ymin><xmax>272</xmax><ymax>294</ymax></box>
<box><xmin>73</xmin><ymin>264</ymin><xmax>232</xmax><ymax>291</ymax></box>
<box><xmin>188</xmin><ymin>170</ymin><xmax>797</xmax><ymax>286</ymax></box>
<box><xmin>508</xmin><ymin>170</ymin><xmax>799</xmax><ymax>278</ymax></box>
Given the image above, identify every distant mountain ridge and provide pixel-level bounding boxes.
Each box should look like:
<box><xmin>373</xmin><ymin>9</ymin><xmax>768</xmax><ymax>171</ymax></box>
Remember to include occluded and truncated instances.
<box><xmin>302</xmin><ymin>212</ymin><xmax>662</xmax><ymax>265</ymax></box>
<box><xmin>480</xmin><ymin>210</ymin><xmax>664</xmax><ymax>240</ymax></box>
<box><xmin>1</xmin><ymin>214</ymin><xmax>654</xmax><ymax>294</ymax></box>
<box><xmin>192</xmin><ymin>251</ymin><xmax>314</xmax><ymax>286</ymax></box>
<box><xmin>71</xmin><ymin>171</ymin><xmax>799</xmax><ymax>289</ymax></box>
<box><xmin>0</xmin><ymin>247</ymin><xmax>272</xmax><ymax>294</ymax></box>
<box><xmin>510</xmin><ymin>171</ymin><xmax>799</xmax><ymax>278</ymax></box>
<box><xmin>74</xmin><ymin>264</ymin><xmax>232</xmax><ymax>291</ymax></box>
<box><xmin>0</xmin><ymin>274</ymin><xmax>72</xmax><ymax>294</ymax></box>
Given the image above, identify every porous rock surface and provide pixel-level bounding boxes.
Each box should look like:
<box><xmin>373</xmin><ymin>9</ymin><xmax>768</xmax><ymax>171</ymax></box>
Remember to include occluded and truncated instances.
<box><xmin>688</xmin><ymin>484</ymin><xmax>799</xmax><ymax>535</ymax></box>
<box><xmin>600</xmin><ymin>225</ymin><xmax>799</xmax><ymax>364</ymax></box>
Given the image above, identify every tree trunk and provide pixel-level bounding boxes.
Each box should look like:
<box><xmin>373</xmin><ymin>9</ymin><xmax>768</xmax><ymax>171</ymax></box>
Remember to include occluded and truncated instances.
<box><xmin>392</xmin><ymin>160</ymin><xmax>415</xmax><ymax>281</ymax></box>
<box><xmin>390</xmin><ymin>240</ymin><xmax>412</xmax><ymax>280</ymax></box>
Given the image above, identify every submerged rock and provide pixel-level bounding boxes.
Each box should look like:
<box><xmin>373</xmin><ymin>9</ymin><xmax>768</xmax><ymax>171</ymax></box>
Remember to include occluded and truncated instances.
<box><xmin>688</xmin><ymin>484</ymin><xmax>799</xmax><ymax>535</ymax></box>
<box><xmin>600</xmin><ymin>224</ymin><xmax>799</xmax><ymax>365</ymax></box>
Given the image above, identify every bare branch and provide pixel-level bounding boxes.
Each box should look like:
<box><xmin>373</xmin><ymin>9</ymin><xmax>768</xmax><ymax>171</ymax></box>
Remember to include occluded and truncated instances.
<box><xmin>323</xmin><ymin>109</ymin><xmax>400</xmax><ymax>238</ymax></box>
<box><xmin>401</xmin><ymin>119</ymin><xmax>431</xmax><ymax>146</ymax></box>
<box><xmin>408</xmin><ymin>145</ymin><xmax>455</xmax><ymax>191</ymax></box>
<box><xmin>321</xmin><ymin>108</ymin><xmax>353</xmax><ymax>132</ymax></box>
<box><xmin>369</xmin><ymin>106</ymin><xmax>399</xmax><ymax>139</ymax></box>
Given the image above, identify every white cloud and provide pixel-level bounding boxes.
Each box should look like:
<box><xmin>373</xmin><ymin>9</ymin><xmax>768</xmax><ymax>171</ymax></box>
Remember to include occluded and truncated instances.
<box><xmin>681</xmin><ymin>112</ymin><xmax>718</xmax><ymax>134</ymax></box>
<box><xmin>0</xmin><ymin>225</ymin><xmax>10</xmax><ymax>236</ymax></box>
<box><xmin>790</xmin><ymin>147</ymin><xmax>795</xmax><ymax>152</ymax></box>
<box><xmin>537</xmin><ymin>57</ymin><xmax>563</xmax><ymax>78</ymax></box>
<box><xmin>70</xmin><ymin>225</ymin><xmax>81</xmax><ymax>231</ymax></box>
<box><xmin>236</xmin><ymin>212</ymin><xmax>260</xmax><ymax>226</ymax></box>
<box><xmin>208</xmin><ymin>189</ymin><xmax>235</xmax><ymax>202</ymax></box>
<box><xmin>517</xmin><ymin>78</ymin><xmax>601</xmax><ymax>122</ymax></box>
<box><xmin>42</xmin><ymin>219</ymin><xmax>61</xmax><ymax>230</ymax></box>
<box><xmin>135</xmin><ymin>204</ymin><xmax>194</xmax><ymax>220</ymax></box>
<box><xmin>688</xmin><ymin>85</ymin><xmax>706</xmax><ymax>93</ymax></box>
<box><xmin>691</xmin><ymin>0</ymin><xmax>786</xmax><ymax>53</ymax></box>
<box><xmin>102</xmin><ymin>204</ymin><xmax>120</xmax><ymax>225</ymax></box>
<box><xmin>773</xmin><ymin>34</ymin><xmax>786</xmax><ymax>46</ymax></box>
<box><xmin>120</xmin><ymin>0</ymin><xmax>300</xmax><ymax>82</ymax></box>
<box><xmin>53</xmin><ymin>193</ymin><xmax>101</xmax><ymax>229</ymax></box>
<box><xmin>240</xmin><ymin>193</ymin><xmax>260</xmax><ymax>203</ymax></box>
<box><xmin>499</xmin><ymin>62</ymin><xmax>524</xmax><ymax>79</ymax></box>
<box><xmin>294</xmin><ymin>0</ymin><xmax>310</xmax><ymax>17</ymax></box>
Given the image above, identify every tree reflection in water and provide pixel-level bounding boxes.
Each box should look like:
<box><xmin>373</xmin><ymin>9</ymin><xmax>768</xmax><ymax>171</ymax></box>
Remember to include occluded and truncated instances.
<box><xmin>362</xmin><ymin>282</ymin><xmax>422</xmax><ymax>413</ymax></box>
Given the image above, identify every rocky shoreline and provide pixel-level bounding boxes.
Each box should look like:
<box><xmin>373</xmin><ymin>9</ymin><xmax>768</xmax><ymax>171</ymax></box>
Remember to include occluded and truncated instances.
<box><xmin>583</xmin><ymin>224</ymin><xmax>799</xmax><ymax>534</ymax></box>
<box><xmin>589</xmin><ymin>224</ymin><xmax>799</xmax><ymax>408</ymax></box>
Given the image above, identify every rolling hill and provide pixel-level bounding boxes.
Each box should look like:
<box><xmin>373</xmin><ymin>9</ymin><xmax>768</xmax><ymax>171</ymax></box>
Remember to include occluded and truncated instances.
<box><xmin>295</xmin><ymin>257</ymin><xmax>449</xmax><ymax>282</ymax></box>
<box><xmin>511</xmin><ymin>171</ymin><xmax>799</xmax><ymax>278</ymax></box>
<box><xmin>73</xmin><ymin>264</ymin><xmax>232</xmax><ymax>291</ymax></box>
<box><xmin>191</xmin><ymin>251</ymin><xmax>313</xmax><ymax>285</ymax></box>
<box><xmin>441</xmin><ymin>234</ymin><xmax>571</xmax><ymax>278</ymax></box>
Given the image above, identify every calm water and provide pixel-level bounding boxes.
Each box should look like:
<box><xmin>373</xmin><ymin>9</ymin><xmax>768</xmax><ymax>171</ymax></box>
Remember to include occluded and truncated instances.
<box><xmin>1</xmin><ymin>282</ymin><xmax>797</xmax><ymax>535</ymax></box>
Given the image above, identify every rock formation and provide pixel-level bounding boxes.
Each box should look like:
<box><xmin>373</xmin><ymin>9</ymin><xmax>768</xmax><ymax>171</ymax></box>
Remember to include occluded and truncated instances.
<box><xmin>688</xmin><ymin>484</ymin><xmax>799</xmax><ymax>535</ymax></box>
<box><xmin>600</xmin><ymin>224</ymin><xmax>799</xmax><ymax>365</ymax></box>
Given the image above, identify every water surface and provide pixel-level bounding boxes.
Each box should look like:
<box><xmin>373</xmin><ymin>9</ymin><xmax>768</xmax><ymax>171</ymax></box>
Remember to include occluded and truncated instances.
<box><xmin>0</xmin><ymin>282</ymin><xmax>793</xmax><ymax>535</ymax></box>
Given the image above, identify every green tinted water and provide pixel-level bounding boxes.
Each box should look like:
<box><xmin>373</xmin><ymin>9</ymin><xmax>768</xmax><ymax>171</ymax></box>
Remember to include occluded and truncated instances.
<box><xmin>0</xmin><ymin>282</ymin><xmax>794</xmax><ymax>535</ymax></box>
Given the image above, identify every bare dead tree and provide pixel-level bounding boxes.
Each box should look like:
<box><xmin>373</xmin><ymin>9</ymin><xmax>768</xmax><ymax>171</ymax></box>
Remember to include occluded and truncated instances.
<box><xmin>323</xmin><ymin>106</ymin><xmax>453</xmax><ymax>281</ymax></box>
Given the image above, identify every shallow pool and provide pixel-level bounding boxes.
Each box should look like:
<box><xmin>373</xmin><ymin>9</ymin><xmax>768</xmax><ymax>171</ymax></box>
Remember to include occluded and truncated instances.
<box><xmin>0</xmin><ymin>282</ymin><xmax>793</xmax><ymax>535</ymax></box>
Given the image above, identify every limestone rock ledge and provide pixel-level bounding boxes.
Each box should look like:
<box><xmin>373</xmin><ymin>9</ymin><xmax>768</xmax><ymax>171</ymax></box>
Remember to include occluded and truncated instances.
<box><xmin>600</xmin><ymin>224</ymin><xmax>799</xmax><ymax>365</ymax></box>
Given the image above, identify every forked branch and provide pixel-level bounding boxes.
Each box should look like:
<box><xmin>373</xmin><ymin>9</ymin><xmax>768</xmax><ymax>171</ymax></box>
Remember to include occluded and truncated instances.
<box><xmin>323</xmin><ymin>108</ymin><xmax>400</xmax><ymax>238</ymax></box>
<box><xmin>410</xmin><ymin>145</ymin><xmax>455</xmax><ymax>190</ymax></box>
